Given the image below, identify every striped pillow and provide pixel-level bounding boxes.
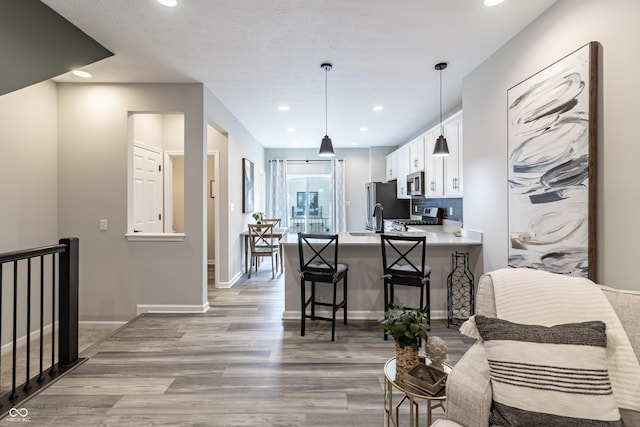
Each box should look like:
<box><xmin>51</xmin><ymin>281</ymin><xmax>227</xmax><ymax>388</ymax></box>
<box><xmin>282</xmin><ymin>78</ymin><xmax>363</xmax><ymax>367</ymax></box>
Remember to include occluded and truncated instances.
<box><xmin>474</xmin><ymin>315</ymin><xmax>623</xmax><ymax>427</ymax></box>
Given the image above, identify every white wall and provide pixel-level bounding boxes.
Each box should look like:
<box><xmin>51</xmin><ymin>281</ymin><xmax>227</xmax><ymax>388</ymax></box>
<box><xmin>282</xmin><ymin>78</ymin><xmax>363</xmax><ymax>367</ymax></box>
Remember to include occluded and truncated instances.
<box><xmin>463</xmin><ymin>0</ymin><xmax>640</xmax><ymax>291</ymax></box>
<box><xmin>57</xmin><ymin>83</ymin><xmax>208</xmax><ymax>320</ymax></box>
<box><xmin>0</xmin><ymin>81</ymin><xmax>58</xmax><ymax>251</ymax></box>
<box><xmin>369</xmin><ymin>146</ymin><xmax>396</xmax><ymax>183</ymax></box>
<box><xmin>0</xmin><ymin>81</ymin><xmax>59</xmax><ymax>344</ymax></box>
<box><xmin>171</xmin><ymin>156</ymin><xmax>185</xmax><ymax>232</ymax></box>
<box><xmin>132</xmin><ymin>114</ymin><xmax>163</xmax><ymax>149</ymax></box>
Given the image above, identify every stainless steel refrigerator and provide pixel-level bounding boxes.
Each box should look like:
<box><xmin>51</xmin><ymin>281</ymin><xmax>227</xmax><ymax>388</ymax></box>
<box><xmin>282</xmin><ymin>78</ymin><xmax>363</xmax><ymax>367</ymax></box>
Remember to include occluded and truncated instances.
<box><xmin>365</xmin><ymin>182</ymin><xmax>410</xmax><ymax>231</ymax></box>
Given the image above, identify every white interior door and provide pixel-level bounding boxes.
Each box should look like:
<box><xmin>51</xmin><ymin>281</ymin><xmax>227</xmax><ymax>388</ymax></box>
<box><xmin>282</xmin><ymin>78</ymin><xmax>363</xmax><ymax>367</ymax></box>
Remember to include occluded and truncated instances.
<box><xmin>133</xmin><ymin>144</ymin><xmax>163</xmax><ymax>233</ymax></box>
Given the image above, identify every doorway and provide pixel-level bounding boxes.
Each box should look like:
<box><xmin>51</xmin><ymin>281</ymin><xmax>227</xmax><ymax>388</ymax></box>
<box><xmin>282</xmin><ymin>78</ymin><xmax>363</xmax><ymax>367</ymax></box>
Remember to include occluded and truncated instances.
<box><xmin>207</xmin><ymin>151</ymin><xmax>219</xmax><ymax>290</ymax></box>
<box><xmin>206</xmin><ymin>123</ymin><xmax>226</xmax><ymax>291</ymax></box>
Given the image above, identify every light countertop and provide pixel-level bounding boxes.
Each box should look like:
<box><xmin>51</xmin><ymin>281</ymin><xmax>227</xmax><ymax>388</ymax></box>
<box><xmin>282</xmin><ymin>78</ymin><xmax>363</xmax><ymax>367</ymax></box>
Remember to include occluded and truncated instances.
<box><xmin>281</xmin><ymin>226</ymin><xmax>482</xmax><ymax>246</ymax></box>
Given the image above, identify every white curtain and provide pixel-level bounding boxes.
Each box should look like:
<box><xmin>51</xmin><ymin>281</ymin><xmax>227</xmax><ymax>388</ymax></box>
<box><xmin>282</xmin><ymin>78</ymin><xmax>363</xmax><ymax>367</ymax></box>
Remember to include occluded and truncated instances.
<box><xmin>268</xmin><ymin>160</ymin><xmax>288</xmax><ymax>227</ymax></box>
<box><xmin>332</xmin><ymin>159</ymin><xmax>347</xmax><ymax>232</ymax></box>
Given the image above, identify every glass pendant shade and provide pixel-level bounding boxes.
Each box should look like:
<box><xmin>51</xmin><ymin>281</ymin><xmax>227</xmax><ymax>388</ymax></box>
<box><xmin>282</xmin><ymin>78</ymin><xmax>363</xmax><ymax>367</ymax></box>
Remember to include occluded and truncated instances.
<box><xmin>432</xmin><ymin>134</ymin><xmax>450</xmax><ymax>157</ymax></box>
<box><xmin>319</xmin><ymin>135</ymin><xmax>335</xmax><ymax>156</ymax></box>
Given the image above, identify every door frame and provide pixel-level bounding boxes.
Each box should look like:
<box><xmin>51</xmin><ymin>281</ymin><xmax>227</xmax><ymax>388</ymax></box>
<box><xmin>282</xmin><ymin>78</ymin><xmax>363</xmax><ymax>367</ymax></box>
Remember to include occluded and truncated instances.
<box><xmin>207</xmin><ymin>150</ymin><xmax>220</xmax><ymax>288</ymax></box>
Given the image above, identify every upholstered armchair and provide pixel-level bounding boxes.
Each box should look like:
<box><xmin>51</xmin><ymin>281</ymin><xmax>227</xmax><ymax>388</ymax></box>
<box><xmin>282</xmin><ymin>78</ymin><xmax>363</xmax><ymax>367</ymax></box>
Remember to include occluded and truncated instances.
<box><xmin>433</xmin><ymin>270</ymin><xmax>640</xmax><ymax>427</ymax></box>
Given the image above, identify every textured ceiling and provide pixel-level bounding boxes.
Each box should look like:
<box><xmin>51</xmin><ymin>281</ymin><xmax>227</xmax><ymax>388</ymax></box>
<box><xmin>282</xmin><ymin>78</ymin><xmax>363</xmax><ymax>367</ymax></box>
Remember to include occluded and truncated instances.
<box><xmin>42</xmin><ymin>0</ymin><xmax>557</xmax><ymax>148</ymax></box>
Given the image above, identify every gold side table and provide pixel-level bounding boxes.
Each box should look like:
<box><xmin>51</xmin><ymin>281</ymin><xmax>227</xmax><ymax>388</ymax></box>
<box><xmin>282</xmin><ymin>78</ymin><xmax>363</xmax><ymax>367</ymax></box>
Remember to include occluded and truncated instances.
<box><xmin>384</xmin><ymin>356</ymin><xmax>452</xmax><ymax>427</ymax></box>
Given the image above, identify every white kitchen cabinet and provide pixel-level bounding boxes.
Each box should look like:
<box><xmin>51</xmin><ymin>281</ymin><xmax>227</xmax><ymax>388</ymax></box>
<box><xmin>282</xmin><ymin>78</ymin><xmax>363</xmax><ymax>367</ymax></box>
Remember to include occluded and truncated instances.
<box><xmin>443</xmin><ymin>112</ymin><xmax>463</xmax><ymax>197</ymax></box>
<box><xmin>409</xmin><ymin>136</ymin><xmax>424</xmax><ymax>173</ymax></box>
<box><xmin>424</xmin><ymin>130</ymin><xmax>444</xmax><ymax>197</ymax></box>
<box><xmin>385</xmin><ymin>151</ymin><xmax>397</xmax><ymax>182</ymax></box>
<box><xmin>396</xmin><ymin>144</ymin><xmax>410</xmax><ymax>199</ymax></box>
<box><xmin>421</xmin><ymin>111</ymin><xmax>463</xmax><ymax>198</ymax></box>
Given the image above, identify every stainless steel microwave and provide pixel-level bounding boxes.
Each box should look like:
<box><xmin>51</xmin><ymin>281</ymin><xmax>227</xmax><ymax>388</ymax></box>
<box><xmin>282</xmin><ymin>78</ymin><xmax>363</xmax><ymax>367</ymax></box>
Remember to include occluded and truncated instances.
<box><xmin>406</xmin><ymin>171</ymin><xmax>425</xmax><ymax>196</ymax></box>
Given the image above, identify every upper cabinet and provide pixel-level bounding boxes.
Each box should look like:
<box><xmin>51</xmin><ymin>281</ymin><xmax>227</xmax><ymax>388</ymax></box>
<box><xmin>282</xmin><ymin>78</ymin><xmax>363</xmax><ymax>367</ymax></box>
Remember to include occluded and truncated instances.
<box><xmin>396</xmin><ymin>144</ymin><xmax>410</xmax><ymax>199</ymax></box>
<box><xmin>424</xmin><ymin>130</ymin><xmax>444</xmax><ymax>197</ymax></box>
<box><xmin>409</xmin><ymin>136</ymin><xmax>424</xmax><ymax>173</ymax></box>
<box><xmin>385</xmin><ymin>109</ymin><xmax>463</xmax><ymax>199</ymax></box>
<box><xmin>443</xmin><ymin>112</ymin><xmax>463</xmax><ymax>197</ymax></box>
<box><xmin>385</xmin><ymin>151</ymin><xmax>397</xmax><ymax>182</ymax></box>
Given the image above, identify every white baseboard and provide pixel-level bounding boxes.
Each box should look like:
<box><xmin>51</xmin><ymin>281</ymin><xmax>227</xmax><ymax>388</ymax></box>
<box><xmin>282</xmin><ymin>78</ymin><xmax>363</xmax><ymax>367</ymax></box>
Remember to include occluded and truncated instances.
<box><xmin>0</xmin><ymin>319</ymin><xmax>133</xmax><ymax>357</ymax></box>
<box><xmin>217</xmin><ymin>271</ymin><xmax>242</xmax><ymax>288</ymax></box>
<box><xmin>136</xmin><ymin>302</ymin><xmax>210</xmax><ymax>315</ymax></box>
<box><xmin>1</xmin><ymin>321</ymin><xmax>56</xmax><ymax>357</ymax></box>
<box><xmin>282</xmin><ymin>309</ymin><xmax>448</xmax><ymax>321</ymax></box>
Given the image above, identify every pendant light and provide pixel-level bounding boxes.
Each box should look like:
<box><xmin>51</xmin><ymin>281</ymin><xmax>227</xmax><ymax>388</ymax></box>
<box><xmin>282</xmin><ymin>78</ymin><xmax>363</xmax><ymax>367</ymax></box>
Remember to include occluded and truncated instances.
<box><xmin>433</xmin><ymin>62</ymin><xmax>450</xmax><ymax>157</ymax></box>
<box><xmin>318</xmin><ymin>63</ymin><xmax>335</xmax><ymax>157</ymax></box>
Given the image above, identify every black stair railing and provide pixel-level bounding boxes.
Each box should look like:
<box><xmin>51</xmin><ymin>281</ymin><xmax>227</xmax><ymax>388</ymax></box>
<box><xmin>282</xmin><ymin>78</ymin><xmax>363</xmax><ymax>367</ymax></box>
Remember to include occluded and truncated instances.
<box><xmin>0</xmin><ymin>238</ymin><xmax>80</xmax><ymax>413</ymax></box>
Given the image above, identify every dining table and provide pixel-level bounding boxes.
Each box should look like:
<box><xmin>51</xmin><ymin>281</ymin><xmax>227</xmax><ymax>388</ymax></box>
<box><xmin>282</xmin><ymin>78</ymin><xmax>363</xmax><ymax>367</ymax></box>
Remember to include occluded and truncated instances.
<box><xmin>240</xmin><ymin>226</ymin><xmax>289</xmax><ymax>275</ymax></box>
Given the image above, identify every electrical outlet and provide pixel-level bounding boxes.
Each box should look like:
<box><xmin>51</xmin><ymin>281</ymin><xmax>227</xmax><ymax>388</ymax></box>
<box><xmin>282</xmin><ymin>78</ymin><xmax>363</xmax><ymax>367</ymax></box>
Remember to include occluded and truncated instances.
<box><xmin>99</xmin><ymin>219</ymin><xmax>108</xmax><ymax>231</ymax></box>
<box><xmin>449</xmin><ymin>207</ymin><xmax>454</xmax><ymax>216</ymax></box>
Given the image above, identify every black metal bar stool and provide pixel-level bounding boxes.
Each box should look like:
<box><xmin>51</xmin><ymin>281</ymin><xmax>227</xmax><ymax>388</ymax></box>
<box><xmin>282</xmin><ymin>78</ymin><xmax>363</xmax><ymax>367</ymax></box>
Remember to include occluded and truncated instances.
<box><xmin>380</xmin><ymin>234</ymin><xmax>431</xmax><ymax>340</ymax></box>
<box><xmin>297</xmin><ymin>233</ymin><xmax>348</xmax><ymax>341</ymax></box>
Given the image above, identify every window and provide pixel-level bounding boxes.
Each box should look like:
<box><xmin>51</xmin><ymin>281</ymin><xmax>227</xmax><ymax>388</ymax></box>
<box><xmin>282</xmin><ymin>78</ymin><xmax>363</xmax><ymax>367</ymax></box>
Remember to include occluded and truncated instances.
<box><xmin>287</xmin><ymin>161</ymin><xmax>332</xmax><ymax>233</ymax></box>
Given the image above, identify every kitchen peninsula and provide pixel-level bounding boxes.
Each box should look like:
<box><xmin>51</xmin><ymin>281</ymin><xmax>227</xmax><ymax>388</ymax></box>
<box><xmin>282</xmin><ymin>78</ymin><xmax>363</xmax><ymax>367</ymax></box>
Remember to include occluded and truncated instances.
<box><xmin>280</xmin><ymin>226</ymin><xmax>482</xmax><ymax>321</ymax></box>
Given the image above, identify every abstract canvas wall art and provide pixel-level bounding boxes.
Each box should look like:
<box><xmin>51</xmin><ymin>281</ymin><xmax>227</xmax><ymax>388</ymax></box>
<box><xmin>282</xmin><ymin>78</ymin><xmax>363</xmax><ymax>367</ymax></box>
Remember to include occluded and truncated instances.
<box><xmin>242</xmin><ymin>158</ymin><xmax>254</xmax><ymax>213</ymax></box>
<box><xmin>507</xmin><ymin>42</ymin><xmax>598</xmax><ymax>280</ymax></box>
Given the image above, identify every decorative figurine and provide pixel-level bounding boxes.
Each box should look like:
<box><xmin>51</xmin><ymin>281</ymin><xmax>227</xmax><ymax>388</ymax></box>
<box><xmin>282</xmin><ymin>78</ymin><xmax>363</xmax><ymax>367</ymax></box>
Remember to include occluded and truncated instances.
<box><xmin>425</xmin><ymin>336</ymin><xmax>448</xmax><ymax>370</ymax></box>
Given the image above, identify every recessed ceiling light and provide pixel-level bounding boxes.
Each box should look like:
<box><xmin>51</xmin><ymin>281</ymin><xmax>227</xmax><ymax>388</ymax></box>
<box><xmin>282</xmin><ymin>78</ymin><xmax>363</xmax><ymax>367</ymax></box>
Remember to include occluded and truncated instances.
<box><xmin>292</xmin><ymin>141</ymin><xmax>299</xmax><ymax>146</ymax></box>
<box><xmin>360</xmin><ymin>127</ymin><xmax>368</xmax><ymax>132</ymax></box>
<box><xmin>72</xmin><ymin>70</ymin><xmax>92</xmax><ymax>78</ymax></box>
<box><xmin>352</xmin><ymin>142</ymin><xmax>358</xmax><ymax>146</ymax></box>
<box><xmin>373</xmin><ymin>105</ymin><xmax>384</xmax><ymax>111</ymax></box>
<box><xmin>157</xmin><ymin>0</ymin><xmax>178</xmax><ymax>7</ymax></box>
<box><xmin>278</xmin><ymin>105</ymin><xmax>290</xmax><ymax>111</ymax></box>
<box><xmin>484</xmin><ymin>0</ymin><xmax>504</xmax><ymax>6</ymax></box>
<box><xmin>287</xmin><ymin>127</ymin><xmax>296</xmax><ymax>132</ymax></box>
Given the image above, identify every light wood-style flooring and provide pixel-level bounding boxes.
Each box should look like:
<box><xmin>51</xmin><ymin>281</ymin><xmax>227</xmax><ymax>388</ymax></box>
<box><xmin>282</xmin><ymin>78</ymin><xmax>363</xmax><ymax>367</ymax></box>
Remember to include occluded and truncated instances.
<box><xmin>10</xmin><ymin>263</ymin><xmax>475</xmax><ymax>426</ymax></box>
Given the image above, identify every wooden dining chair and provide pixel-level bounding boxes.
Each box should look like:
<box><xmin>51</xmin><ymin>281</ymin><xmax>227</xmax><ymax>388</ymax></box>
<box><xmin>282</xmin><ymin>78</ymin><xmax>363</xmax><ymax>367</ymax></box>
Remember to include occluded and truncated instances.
<box><xmin>262</xmin><ymin>218</ymin><xmax>283</xmax><ymax>271</ymax></box>
<box><xmin>247</xmin><ymin>223</ymin><xmax>280</xmax><ymax>279</ymax></box>
<box><xmin>262</xmin><ymin>218</ymin><xmax>281</xmax><ymax>227</ymax></box>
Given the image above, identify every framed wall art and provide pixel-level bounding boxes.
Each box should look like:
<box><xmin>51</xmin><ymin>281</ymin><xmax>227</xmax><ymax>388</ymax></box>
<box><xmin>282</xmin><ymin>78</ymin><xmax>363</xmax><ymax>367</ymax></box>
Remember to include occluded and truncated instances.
<box><xmin>507</xmin><ymin>41</ymin><xmax>598</xmax><ymax>280</ymax></box>
<box><xmin>242</xmin><ymin>158</ymin><xmax>254</xmax><ymax>213</ymax></box>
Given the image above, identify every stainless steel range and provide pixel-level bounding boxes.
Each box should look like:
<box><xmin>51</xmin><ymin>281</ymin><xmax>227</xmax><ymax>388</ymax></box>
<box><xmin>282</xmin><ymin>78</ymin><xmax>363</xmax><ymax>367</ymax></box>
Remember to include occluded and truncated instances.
<box><xmin>391</xmin><ymin>208</ymin><xmax>443</xmax><ymax>231</ymax></box>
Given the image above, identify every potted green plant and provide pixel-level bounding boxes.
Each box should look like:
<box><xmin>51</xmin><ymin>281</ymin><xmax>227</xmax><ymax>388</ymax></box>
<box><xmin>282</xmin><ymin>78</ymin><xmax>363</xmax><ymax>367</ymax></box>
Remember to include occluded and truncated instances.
<box><xmin>252</xmin><ymin>212</ymin><xmax>264</xmax><ymax>223</ymax></box>
<box><xmin>381</xmin><ymin>305</ymin><xmax>429</xmax><ymax>382</ymax></box>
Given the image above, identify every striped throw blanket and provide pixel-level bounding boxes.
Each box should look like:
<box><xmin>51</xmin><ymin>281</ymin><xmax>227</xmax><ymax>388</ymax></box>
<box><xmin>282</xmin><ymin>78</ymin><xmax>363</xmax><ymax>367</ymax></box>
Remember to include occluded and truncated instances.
<box><xmin>486</xmin><ymin>268</ymin><xmax>640</xmax><ymax>414</ymax></box>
